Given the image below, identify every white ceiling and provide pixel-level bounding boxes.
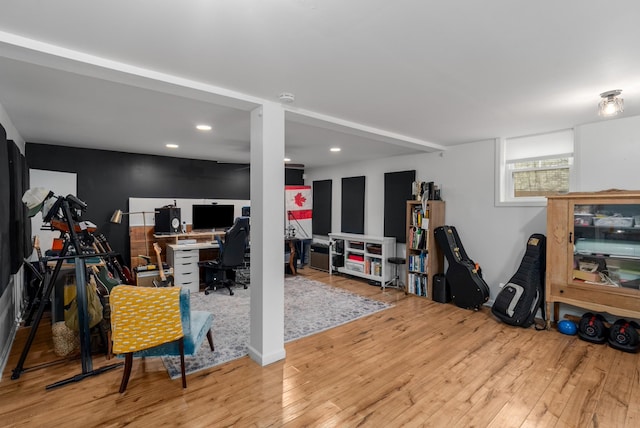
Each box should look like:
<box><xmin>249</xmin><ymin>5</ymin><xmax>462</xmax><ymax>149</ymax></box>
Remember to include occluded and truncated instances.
<box><xmin>1</xmin><ymin>1</ymin><xmax>639</xmax><ymax>169</ymax></box>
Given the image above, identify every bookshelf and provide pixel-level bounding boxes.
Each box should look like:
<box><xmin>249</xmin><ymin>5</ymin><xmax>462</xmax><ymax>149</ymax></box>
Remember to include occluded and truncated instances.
<box><xmin>406</xmin><ymin>200</ymin><xmax>445</xmax><ymax>298</ymax></box>
<box><xmin>328</xmin><ymin>233</ymin><xmax>396</xmax><ymax>286</ymax></box>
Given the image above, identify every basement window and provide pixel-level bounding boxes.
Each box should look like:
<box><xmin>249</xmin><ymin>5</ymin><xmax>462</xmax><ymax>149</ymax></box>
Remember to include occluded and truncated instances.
<box><xmin>495</xmin><ymin>129</ymin><xmax>574</xmax><ymax>206</ymax></box>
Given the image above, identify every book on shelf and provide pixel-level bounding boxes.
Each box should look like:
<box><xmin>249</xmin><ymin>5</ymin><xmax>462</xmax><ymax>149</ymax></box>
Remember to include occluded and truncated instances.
<box><xmin>409</xmin><ymin>226</ymin><xmax>428</xmax><ymax>250</ymax></box>
<box><xmin>408</xmin><ymin>253</ymin><xmax>428</xmax><ymax>273</ymax></box>
<box><xmin>422</xmin><ymin>217</ymin><xmax>429</xmax><ymax>230</ymax></box>
<box><xmin>412</xmin><ymin>204</ymin><xmax>429</xmax><ymax>229</ymax></box>
<box><xmin>407</xmin><ymin>273</ymin><xmax>428</xmax><ymax>296</ymax></box>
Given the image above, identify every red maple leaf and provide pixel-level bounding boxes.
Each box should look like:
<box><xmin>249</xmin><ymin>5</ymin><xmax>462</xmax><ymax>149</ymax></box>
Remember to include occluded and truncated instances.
<box><xmin>294</xmin><ymin>192</ymin><xmax>306</xmax><ymax>207</ymax></box>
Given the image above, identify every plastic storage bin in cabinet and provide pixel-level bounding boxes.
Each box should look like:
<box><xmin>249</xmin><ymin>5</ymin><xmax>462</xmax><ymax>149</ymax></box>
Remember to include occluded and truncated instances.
<box><xmin>345</xmin><ymin>261</ymin><xmax>364</xmax><ymax>273</ymax></box>
<box><xmin>574</xmin><ymin>214</ymin><xmax>593</xmax><ymax>226</ymax></box>
<box><xmin>594</xmin><ymin>216</ymin><xmax>634</xmax><ymax>227</ymax></box>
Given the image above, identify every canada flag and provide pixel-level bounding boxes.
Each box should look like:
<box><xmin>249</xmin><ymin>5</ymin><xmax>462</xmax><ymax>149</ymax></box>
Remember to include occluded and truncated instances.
<box><xmin>285</xmin><ymin>185</ymin><xmax>312</xmax><ymax>237</ymax></box>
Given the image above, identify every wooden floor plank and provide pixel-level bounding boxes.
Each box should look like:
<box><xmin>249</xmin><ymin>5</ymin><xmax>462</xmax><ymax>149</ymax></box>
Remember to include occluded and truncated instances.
<box><xmin>623</xmin><ymin>355</ymin><xmax>640</xmax><ymax>428</ymax></box>
<box><xmin>592</xmin><ymin>350</ymin><xmax>637</xmax><ymax>426</ymax></box>
<box><xmin>485</xmin><ymin>331</ymin><xmax>573</xmax><ymax>428</ymax></box>
<box><xmin>2</xmin><ymin>269</ymin><xmax>639</xmax><ymax>427</ymax></box>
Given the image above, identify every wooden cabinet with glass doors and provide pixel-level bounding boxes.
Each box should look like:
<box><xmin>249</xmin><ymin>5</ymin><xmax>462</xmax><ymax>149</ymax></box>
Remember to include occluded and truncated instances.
<box><xmin>546</xmin><ymin>191</ymin><xmax>640</xmax><ymax>327</ymax></box>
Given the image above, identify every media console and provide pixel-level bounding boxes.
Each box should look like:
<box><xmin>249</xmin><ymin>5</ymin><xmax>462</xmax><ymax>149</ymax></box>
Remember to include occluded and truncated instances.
<box><xmin>328</xmin><ymin>233</ymin><xmax>396</xmax><ymax>286</ymax></box>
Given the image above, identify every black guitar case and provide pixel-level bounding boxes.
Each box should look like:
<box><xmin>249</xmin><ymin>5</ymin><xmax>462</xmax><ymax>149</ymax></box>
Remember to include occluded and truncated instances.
<box><xmin>434</xmin><ymin>225</ymin><xmax>490</xmax><ymax>310</ymax></box>
<box><xmin>491</xmin><ymin>234</ymin><xmax>546</xmax><ymax>328</ymax></box>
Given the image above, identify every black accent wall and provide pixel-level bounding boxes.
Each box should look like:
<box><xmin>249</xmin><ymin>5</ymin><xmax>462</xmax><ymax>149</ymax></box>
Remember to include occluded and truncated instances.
<box><xmin>0</xmin><ymin>125</ymin><xmax>10</xmax><ymax>296</ymax></box>
<box><xmin>26</xmin><ymin>143</ymin><xmax>303</xmax><ymax>263</ymax></box>
<box><xmin>7</xmin><ymin>140</ymin><xmax>29</xmax><ymax>274</ymax></box>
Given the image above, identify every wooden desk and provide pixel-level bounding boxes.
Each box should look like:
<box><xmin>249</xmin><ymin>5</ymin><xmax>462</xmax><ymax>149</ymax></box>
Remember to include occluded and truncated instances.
<box><xmin>285</xmin><ymin>237</ymin><xmax>298</xmax><ymax>275</ymax></box>
<box><xmin>153</xmin><ymin>231</ymin><xmax>225</xmax><ymax>245</ymax></box>
<box><xmin>129</xmin><ymin>227</ymin><xmax>224</xmax><ymax>269</ymax></box>
<box><xmin>167</xmin><ymin>237</ymin><xmax>296</xmax><ymax>285</ymax></box>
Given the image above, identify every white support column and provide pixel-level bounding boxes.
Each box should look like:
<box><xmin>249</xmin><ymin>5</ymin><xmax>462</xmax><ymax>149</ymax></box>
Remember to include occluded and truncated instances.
<box><xmin>247</xmin><ymin>102</ymin><xmax>286</xmax><ymax>365</ymax></box>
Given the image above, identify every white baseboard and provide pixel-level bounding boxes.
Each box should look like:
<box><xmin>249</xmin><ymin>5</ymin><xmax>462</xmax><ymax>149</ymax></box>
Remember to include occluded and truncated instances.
<box><xmin>247</xmin><ymin>344</ymin><xmax>286</xmax><ymax>366</ymax></box>
<box><xmin>0</xmin><ymin>318</ymin><xmax>19</xmax><ymax>383</ymax></box>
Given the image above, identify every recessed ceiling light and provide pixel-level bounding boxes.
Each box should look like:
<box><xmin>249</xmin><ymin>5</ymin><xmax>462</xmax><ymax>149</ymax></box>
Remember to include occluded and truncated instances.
<box><xmin>196</xmin><ymin>124</ymin><xmax>212</xmax><ymax>131</ymax></box>
<box><xmin>330</xmin><ymin>147</ymin><xmax>341</xmax><ymax>152</ymax></box>
<box><xmin>284</xmin><ymin>157</ymin><xmax>291</xmax><ymax>162</ymax></box>
<box><xmin>166</xmin><ymin>143</ymin><xmax>179</xmax><ymax>149</ymax></box>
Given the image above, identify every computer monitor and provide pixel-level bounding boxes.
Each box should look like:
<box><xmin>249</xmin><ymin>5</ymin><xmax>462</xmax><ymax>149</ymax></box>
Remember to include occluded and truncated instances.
<box><xmin>192</xmin><ymin>204</ymin><xmax>235</xmax><ymax>230</ymax></box>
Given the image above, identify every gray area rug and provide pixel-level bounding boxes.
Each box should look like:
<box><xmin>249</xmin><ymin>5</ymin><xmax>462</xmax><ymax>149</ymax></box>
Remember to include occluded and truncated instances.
<box><xmin>163</xmin><ymin>275</ymin><xmax>392</xmax><ymax>378</ymax></box>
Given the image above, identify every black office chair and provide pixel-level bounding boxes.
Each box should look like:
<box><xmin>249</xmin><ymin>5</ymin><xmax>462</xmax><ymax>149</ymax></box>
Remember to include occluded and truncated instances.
<box><xmin>200</xmin><ymin>217</ymin><xmax>249</xmax><ymax>296</ymax></box>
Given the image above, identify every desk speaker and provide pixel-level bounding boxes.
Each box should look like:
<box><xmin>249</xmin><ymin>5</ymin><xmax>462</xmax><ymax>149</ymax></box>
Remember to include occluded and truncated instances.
<box><xmin>155</xmin><ymin>207</ymin><xmax>181</xmax><ymax>234</ymax></box>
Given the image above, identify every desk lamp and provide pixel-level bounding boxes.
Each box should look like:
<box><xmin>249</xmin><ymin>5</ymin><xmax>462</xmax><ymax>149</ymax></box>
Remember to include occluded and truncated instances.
<box><xmin>110</xmin><ymin>210</ymin><xmax>153</xmax><ymax>256</ymax></box>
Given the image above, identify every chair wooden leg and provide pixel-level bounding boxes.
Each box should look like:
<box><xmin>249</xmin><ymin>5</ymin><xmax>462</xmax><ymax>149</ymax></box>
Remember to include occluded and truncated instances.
<box><xmin>119</xmin><ymin>353</ymin><xmax>133</xmax><ymax>393</ymax></box>
<box><xmin>179</xmin><ymin>337</ymin><xmax>186</xmax><ymax>388</ymax></box>
<box><xmin>107</xmin><ymin>330</ymin><xmax>112</xmax><ymax>360</ymax></box>
<box><xmin>206</xmin><ymin>329</ymin><xmax>214</xmax><ymax>351</ymax></box>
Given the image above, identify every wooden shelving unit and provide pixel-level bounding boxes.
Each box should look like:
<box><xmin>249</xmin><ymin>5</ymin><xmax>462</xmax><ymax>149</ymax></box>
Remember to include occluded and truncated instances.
<box><xmin>405</xmin><ymin>200</ymin><xmax>445</xmax><ymax>299</ymax></box>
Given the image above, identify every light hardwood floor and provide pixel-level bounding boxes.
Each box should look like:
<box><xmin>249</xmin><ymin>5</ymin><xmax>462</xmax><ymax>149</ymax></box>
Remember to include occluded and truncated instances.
<box><xmin>2</xmin><ymin>269</ymin><xmax>639</xmax><ymax>427</ymax></box>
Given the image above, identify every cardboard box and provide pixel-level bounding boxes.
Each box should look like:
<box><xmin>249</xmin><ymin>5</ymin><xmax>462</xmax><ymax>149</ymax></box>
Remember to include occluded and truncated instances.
<box><xmin>573</xmin><ymin>269</ymin><xmax>602</xmax><ymax>283</ymax></box>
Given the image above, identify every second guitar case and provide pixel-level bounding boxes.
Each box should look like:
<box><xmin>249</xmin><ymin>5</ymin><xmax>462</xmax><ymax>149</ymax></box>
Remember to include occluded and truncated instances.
<box><xmin>434</xmin><ymin>225</ymin><xmax>490</xmax><ymax>310</ymax></box>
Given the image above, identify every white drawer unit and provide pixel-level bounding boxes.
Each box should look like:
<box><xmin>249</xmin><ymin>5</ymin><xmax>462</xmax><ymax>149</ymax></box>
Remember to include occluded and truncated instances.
<box><xmin>167</xmin><ymin>245</ymin><xmax>201</xmax><ymax>293</ymax></box>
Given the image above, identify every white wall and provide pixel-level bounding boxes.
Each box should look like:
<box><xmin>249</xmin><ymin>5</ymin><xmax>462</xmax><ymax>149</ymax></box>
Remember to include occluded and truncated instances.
<box><xmin>129</xmin><ymin>197</ymin><xmax>250</xmax><ymax>227</ymax></box>
<box><xmin>575</xmin><ymin>115</ymin><xmax>640</xmax><ymax>191</ymax></box>
<box><xmin>306</xmin><ymin>139</ymin><xmax>545</xmax><ymax>300</ymax></box>
<box><xmin>29</xmin><ymin>169</ymin><xmax>78</xmax><ymax>253</ymax></box>
<box><xmin>306</xmin><ymin>114</ymin><xmax>640</xmax><ymax>304</ymax></box>
<box><xmin>0</xmin><ymin>102</ymin><xmax>25</xmax><ymax>152</ymax></box>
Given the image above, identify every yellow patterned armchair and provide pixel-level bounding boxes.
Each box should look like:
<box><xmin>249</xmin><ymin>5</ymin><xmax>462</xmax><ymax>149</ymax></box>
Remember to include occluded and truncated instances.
<box><xmin>110</xmin><ymin>285</ymin><xmax>214</xmax><ymax>393</ymax></box>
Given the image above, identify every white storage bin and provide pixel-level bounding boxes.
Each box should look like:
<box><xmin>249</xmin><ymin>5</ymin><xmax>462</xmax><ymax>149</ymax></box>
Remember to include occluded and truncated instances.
<box><xmin>594</xmin><ymin>216</ymin><xmax>634</xmax><ymax>227</ymax></box>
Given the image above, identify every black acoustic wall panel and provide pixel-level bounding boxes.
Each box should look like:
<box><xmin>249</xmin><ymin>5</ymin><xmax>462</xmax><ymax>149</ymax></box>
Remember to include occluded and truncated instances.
<box><xmin>341</xmin><ymin>176</ymin><xmax>365</xmax><ymax>234</ymax></box>
<box><xmin>312</xmin><ymin>179</ymin><xmax>332</xmax><ymax>237</ymax></box>
<box><xmin>21</xmin><ymin>154</ymin><xmax>31</xmax><ymax>258</ymax></box>
<box><xmin>384</xmin><ymin>170</ymin><xmax>415</xmax><ymax>242</ymax></box>
<box><xmin>7</xmin><ymin>140</ymin><xmax>25</xmax><ymax>273</ymax></box>
<box><xmin>285</xmin><ymin>168</ymin><xmax>304</xmax><ymax>185</ymax></box>
<box><xmin>0</xmin><ymin>124</ymin><xmax>10</xmax><ymax>295</ymax></box>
